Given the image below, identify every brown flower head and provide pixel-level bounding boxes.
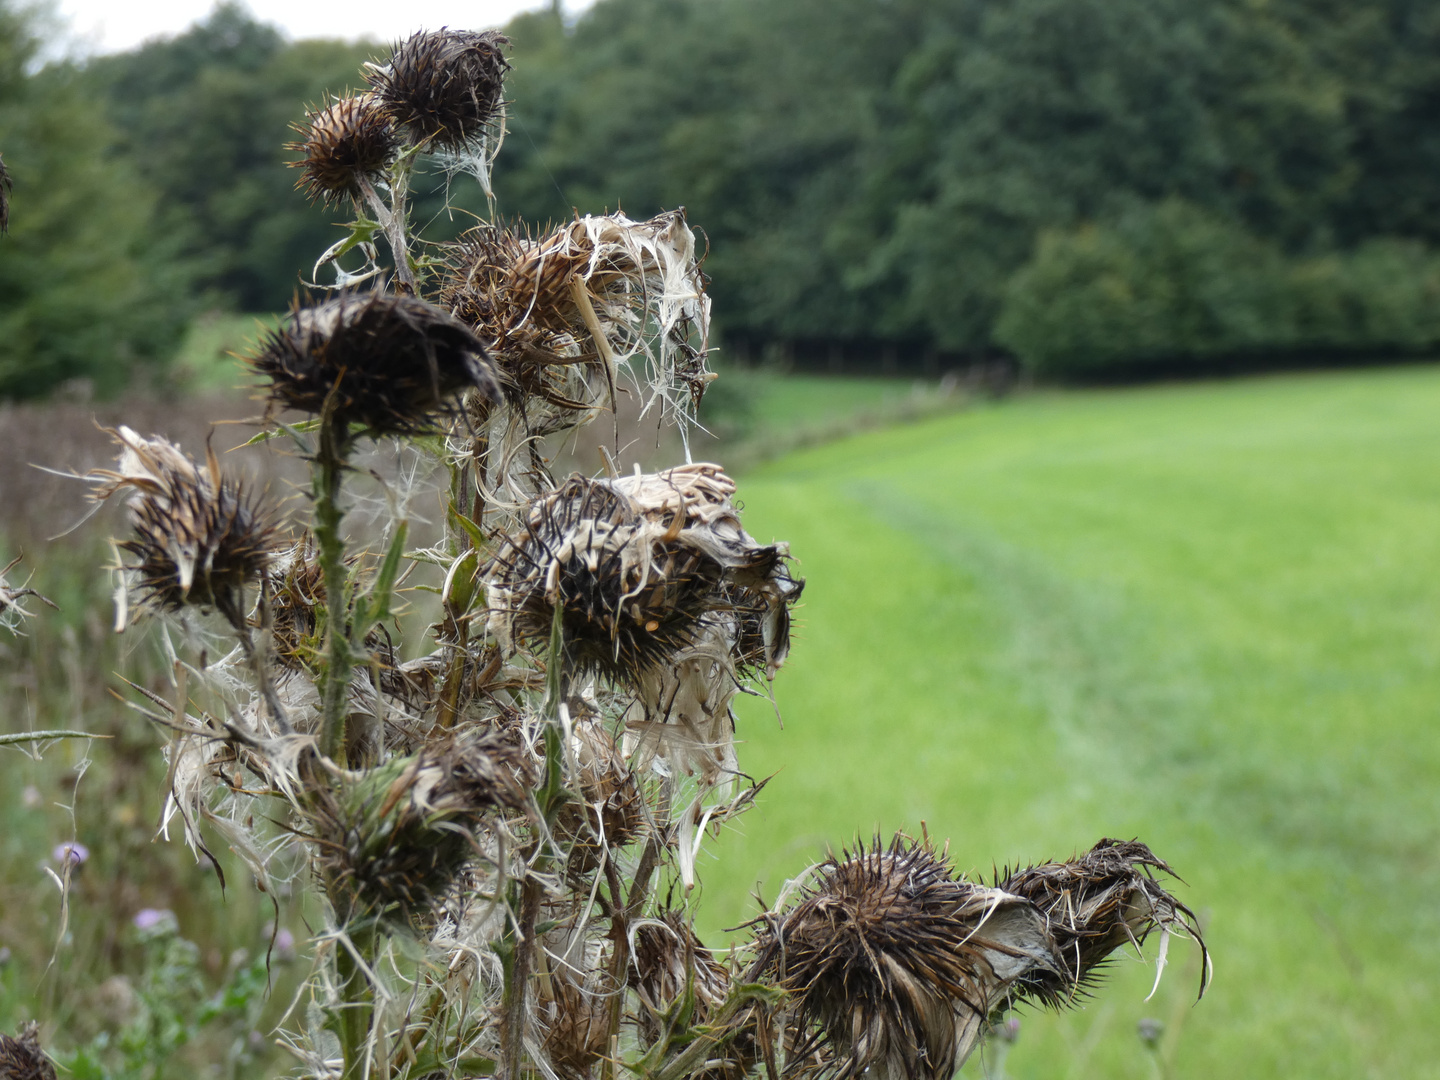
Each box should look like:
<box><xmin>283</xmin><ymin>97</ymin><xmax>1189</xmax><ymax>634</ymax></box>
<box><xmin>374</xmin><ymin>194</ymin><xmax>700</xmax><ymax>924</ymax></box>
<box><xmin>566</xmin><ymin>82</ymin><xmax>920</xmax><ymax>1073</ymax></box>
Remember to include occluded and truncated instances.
<box><xmin>367</xmin><ymin>29</ymin><xmax>510</xmax><ymax>150</ymax></box>
<box><xmin>89</xmin><ymin>427</ymin><xmax>279</xmax><ymax>631</ymax></box>
<box><xmin>487</xmin><ymin>465</ymin><xmax>800</xmax><ymax>685</ymax></box>
<box><xmin>307</xmin><ymin>728</ymin><xmax>531</xmax><ymax>929</ymax></box>
<box><xmin>750</xmin><ymin>836</ymin><xmax>1057</xmax><ymax>1080</ymax></box>
<box><xmin>286</xmin><ymin>93</ymin><xmax>397</xmax><ymax>205</ymax></box>
<box><xmin>249</xmin><ymin>292</ymin><xmax>502</xmax><ymax>435</ymax></box>
<box><xmin>995</xmin><ymin>838</ymin><xmax>1210</xmax><ymax>1008</ymax></box>
<box><xmin>0</xmin><ymin>1022</ymin><xmax>57</xmax><ymax>1080</ymax></box>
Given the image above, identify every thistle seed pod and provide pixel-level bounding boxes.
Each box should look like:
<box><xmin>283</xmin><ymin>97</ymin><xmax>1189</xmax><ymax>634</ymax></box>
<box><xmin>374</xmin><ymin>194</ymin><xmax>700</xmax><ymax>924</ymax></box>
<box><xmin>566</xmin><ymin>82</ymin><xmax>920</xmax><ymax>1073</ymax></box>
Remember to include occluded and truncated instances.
<box><xmin>0</xmin><ymin>1022</ymin><xmax>57</xmax><ymax>1080</ymax></box>
<box><xmin>0</xmin><ymin>152</ymin><xmax>11</xmax><ymax>235</ymax></box>
<box><xmin>367</xmin><ymin>29</ymin><xmax>510</xmax><ymax>150</ymax></box>
<box><xmin>631</xmin><ymin>911</ymin><xmax>730</xmax><ymax>1017</ymax></box>
<box><xmin>486</xmin><ymin>476</ymin><xmax>721</xmax><ymax>681</ymax></box>
<box><xmin>89</xmin><ymin>427</ymin><xmax>279</xmax><ymax>631</ymax></box>
<box><xmin>751</xmin><ymin>836</ymin><xmax>1057</xmax><ymax>1080</ymax></box>
<box><xmin>249</xmin><ymin>292</ymin><xmax>502</xmax><ymax>435</ymax></box>
<box><xmin>287</xmin><ymin>93</ymin><xmax>397</xmax><ymax>205</ymax></box>
<box><xmin>538</xmin><ymin>976</ymin><xmax>610</xmax><ymax>1080</ymax></box>
<box><xmin>307</xmin><ymin>728</ymin><xmax>531</xmax><ymax>929</ymax></box>
<box><xmin>996</xmin><ymin>838</ymin><xmax>1210</xmax><ymax>1007</ymax></box>
<box><xmin>487</xmin><ymin>465</ymin><xmax>800</xmax><ymax>685</ymax></box>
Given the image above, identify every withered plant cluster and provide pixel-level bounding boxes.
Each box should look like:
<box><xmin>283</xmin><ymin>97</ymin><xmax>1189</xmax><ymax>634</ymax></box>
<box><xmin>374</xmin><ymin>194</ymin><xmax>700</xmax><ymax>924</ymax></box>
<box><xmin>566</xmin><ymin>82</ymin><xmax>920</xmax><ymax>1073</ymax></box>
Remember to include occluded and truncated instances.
<box><xmin>40</xmin><ymin>25</ymin><xmax>1206</xmax><ymax>1080</ymax></box>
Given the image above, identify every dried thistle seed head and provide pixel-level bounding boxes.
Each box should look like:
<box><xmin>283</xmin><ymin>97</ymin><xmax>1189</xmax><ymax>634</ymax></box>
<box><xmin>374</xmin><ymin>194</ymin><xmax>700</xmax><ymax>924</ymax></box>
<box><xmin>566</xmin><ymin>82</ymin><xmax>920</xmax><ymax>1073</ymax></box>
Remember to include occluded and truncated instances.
<box><xmin>89</xmin><ymin>427</ymin><xmax>279</xmax><ymax>629</ymax></box>
<box><xmin>308</xmin><ymin>729</ymin><xmax>531</xmax><ymax>928</ymax></box>
<box><xmin>538</xmin><ymin>976</ymin><xmax>609</xmax><ymax>1080</ymax></box>
<box><xmin>264</xmin><ymin>537</ymin><xmax>326</xmax><ymax>668</ymax></box>
<box><xmin>486</xmin><ymin>476</ymin><xmax>723</xmax><ymax>682</ymax></box>
<box><xmin>287</xmin><ymin>93</ymin><xmax>396</xmax><ymax>205</ymax></box>
<box><xmin>631</xmin><ymin>912</ymin><xmax>729</xmax><ymax>1017</ymax></box>
<box><xmin>0</xmin><ymin>1022</ymin><xmax>57</xmax><ymax>1080</ymax></box>
<box><xmin>610</xmin><ymin>464</ymin><xmax>803</xmax><ymax>678</ymax></box>
<box><xmin>367</xmin><ymin>29</ymin><xmax>510</xmax><ymax>150</ymax></box>
<box><xmin>249</xmin><ymin>292</ymin><xmax>502</xmax><ymax>435</ymax></box>
<box><xmin>752</xmin><ymin>835</ymin><xmax>1056</xmax><ymax>1080</ymax></box>
<box><xmin>996</xmin><ymin>838</ymin><xmax>1210</xmax><ymax>1007</ymax></box>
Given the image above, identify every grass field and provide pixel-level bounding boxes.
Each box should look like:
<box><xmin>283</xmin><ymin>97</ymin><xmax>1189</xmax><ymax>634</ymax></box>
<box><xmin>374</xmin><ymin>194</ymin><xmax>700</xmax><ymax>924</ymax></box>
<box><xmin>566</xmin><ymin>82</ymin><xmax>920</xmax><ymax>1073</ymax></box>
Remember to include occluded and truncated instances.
<box><xmin>5</xmin><ymin>361</ymin><xmax>1438</xmax><ymax>1077</ymax></box>
<box><xmin>701</xmin><ymin>365</ymin><xmax>1440</xmax><ymax>1078</ymax></box>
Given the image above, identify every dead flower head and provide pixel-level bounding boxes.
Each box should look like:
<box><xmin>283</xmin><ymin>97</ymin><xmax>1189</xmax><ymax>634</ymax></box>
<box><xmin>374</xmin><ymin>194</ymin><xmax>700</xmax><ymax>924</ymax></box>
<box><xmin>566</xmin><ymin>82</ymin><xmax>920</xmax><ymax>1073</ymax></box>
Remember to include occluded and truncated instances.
<box><xmin>0</xmin><ymin>1022</ymin><xmax>57</xmax><ymax>1080</ymax></box>
<box><xmin>751</xmin><ymin>835</ymin><xmax>1057</xmax><ymax>1080</ymax></box>
<box><xmin>287</xmin><ymin>93</ymin><xmax>397</xmax><ymax>205</ymax></box>
<box><xmin>995</xmin><ymin>838</ymin><xmax>1210</xmax><ymax>1007</ymax></box>
<box><xmin>250</xmin><ymin>292</ymin><xmax>502</xmax><ymax>436</ymax></box>
<box><xmin>367</xmin><ymin>29</ymin><xmax>510</xmax><ymax>151</ymax></box>
<box><xmin>89</xmin><ymin>427</ymin><xmax>279</xmax><ymax>631</ymax></box>
<box><xmin>307</xmin><ymin>728</ymin><xmax>531</xmax><ymax>929</ymax></box>
<box><xmin>486</xmin><ymin>465</ymin><xmax>799</xmax><ymax>684</ymax></box>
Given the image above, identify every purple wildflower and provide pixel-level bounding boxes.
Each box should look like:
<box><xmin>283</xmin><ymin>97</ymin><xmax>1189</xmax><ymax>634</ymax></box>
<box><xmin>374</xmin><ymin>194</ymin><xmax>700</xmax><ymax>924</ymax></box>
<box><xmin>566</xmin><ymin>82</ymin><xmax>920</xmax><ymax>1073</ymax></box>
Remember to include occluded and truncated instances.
<box><xmin>132</xmin><ymin>908</ymin><xmax>172</xmax><ymax>931</ymax></box>
<box><xmin>53</xmin><ymin>841</ymin><xmax>89</xmax><ymax>866</ymax></box>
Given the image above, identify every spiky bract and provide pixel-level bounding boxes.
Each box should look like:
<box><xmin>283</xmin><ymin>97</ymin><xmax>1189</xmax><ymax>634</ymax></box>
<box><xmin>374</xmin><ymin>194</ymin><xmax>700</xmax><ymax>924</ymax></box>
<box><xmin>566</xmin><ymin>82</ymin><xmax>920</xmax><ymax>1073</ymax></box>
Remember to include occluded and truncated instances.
<box><xmin>287</xmin><ymin>94</ymin><xmax>397</xmax><ymax>205</ymax></box>
<box><xmin>996</xmin><ymin>838</ymin><xmax>1210</xmax><ymax>1007</ymax></box>
<box><xmin>250</xmin><ymin>292</ymin><xmax>502</xmax><ymax>436</ymax></box>
<box><xmin>307</xmin><ymin>729</ymin><xmax>531</xmax><ymax>929</ymax></box>
<box><xmin>486</xmin><ymin>465</ymin><xmax>799</xmax><ymax>685</ymax></box>
<box><xmin>751</xmin><ymin>836</ymin><xmax>1056</xmax><ymax>1080</ymax></box>
<box><xmin>0</xmin><ymin>1023</ymin><xmax>56</xmax><ymax>1080</ymax></box>
<box><xmin>367</xmin><ymin>29</ymin><xmax>509</xmax><ymax>150</ymax></box>
<box><xmin>89</xmin><ymin>427</ymin><xmax>279</xmax><ymax>629</ymax></box>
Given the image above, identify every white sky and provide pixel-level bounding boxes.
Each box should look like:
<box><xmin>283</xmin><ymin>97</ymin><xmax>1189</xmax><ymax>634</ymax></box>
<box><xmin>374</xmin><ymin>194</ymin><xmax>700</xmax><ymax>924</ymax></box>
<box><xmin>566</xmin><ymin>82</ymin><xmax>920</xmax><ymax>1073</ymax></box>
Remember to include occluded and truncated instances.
<box><xmin>51</xmin><ymin>0</ymin><xmax>582</xmax><ymax>56</ymax></box>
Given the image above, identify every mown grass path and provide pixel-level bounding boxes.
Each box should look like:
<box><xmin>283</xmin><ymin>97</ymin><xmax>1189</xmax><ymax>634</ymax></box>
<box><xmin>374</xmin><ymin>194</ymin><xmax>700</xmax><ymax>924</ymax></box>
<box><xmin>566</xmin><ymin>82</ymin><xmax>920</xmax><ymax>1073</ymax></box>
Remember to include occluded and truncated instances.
<box><xmin>705</xmin><ymin>365</ymin><xmax>1440</xmax><ymax>1078</ymax></box>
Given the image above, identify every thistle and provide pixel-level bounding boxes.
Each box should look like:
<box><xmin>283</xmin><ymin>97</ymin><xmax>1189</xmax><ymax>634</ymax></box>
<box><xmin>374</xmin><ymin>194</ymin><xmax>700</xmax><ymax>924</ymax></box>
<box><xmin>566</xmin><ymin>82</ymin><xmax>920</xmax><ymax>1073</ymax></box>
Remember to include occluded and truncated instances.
<box><xmin>0</xmin><ymin>553</ymin><xmax>58</xmax><ymax>635</ymax></box>
<box><xmin>88</xmin><ymin>426</ymin><xmax>279</xmax><ymax>632</ymax></box>
<box><xmin>996</xmin><ymin>837</ymin><xmax>1210</xmax><ymax>1007</ymax></box>
<box><xmin>751</xmin><ymin>836</ymin><xmax>1055</xmax><ymax>1080</ymax></box>
<box><xmin>0</xmin><ymin>1023</ymin><xmax>56</xmax><ymax>1080</ymax></box>
<box><xmin>367</xmin><ymin>29</ymin><xmax>510</xmax><ymax>151</ymax></box>
<box><xmin>305</xmin><ymin>728</ymin><xmax>532</xmax><ymax>930</ymax></box>
<box><xmin>287</xmin><ymin>94</ymin><xmax>397</xmax><ymax>206</ymax></box>
<box><xmin>250</xmin><ymin>292</ymin><xmax>502</xmax><ymax>437</ymax></box>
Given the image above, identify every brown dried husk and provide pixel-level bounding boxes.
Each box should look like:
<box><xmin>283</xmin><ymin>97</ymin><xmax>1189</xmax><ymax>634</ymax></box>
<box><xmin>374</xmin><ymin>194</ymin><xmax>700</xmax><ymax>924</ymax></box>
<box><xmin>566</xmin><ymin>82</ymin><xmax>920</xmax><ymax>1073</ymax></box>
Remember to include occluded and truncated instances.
<box><xmin>367</xmin><ymin>29</ymin><xmax>510</xmax><ymax>150</ymax></box>
<box><xmin>439</xmin><ymin>210</ymin><xmax>713</xmax><ymax>445</ymax></box>
<box><xmin>486</xmin><ymin>465</ymin><xmax>799</xmax><ymax>687</ymax></box>
<box><xmin>89</xmin><ymin>426</ymin><xmax>279</xmax><ymax>630</ymax></box>
<box><xmin>250</xmin><ymin>292</ymin><xmax>502</xmax><ymax>436</ymax></box>
<box><xmin>0</xmin><ymin>1023</ymin><xmax>56</xmax><ymax>1080</ymax></box>
<box><xmin>751</xmin><ymin>836</ymin><xmax>1055</xmax><ymax>1080</ymax></box>
<box><xmin>995</xmin><ymin>837</ymin><xmax>1210</xmax><ymax>1007</ymax></box>
<box><xmin>305</xmin><ymin>728</ymin><xmax>532</xmax><ymax>929</ymax></box>
<box><xmin>286</xmin><ymin>93</ymin><xmax>397</xmax><ymax>205</ymax></box>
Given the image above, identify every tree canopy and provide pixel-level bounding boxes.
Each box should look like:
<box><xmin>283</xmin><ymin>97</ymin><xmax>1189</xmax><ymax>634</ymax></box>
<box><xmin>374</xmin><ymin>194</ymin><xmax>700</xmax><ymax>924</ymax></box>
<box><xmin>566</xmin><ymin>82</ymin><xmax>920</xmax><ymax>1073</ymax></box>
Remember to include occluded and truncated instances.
<box><xmin>2</xmin><ymin>0</ymin><xmax>1438</xmax><ymax>396</ymax></box>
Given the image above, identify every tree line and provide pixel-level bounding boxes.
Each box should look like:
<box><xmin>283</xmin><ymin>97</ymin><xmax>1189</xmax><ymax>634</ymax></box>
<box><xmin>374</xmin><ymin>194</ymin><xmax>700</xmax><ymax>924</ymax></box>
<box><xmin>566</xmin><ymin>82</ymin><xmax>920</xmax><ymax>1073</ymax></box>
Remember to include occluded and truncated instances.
<box><xmin>2</xmin><ymin>0</ymin><xmax>1438</xmax><ymax>397</ymax></box>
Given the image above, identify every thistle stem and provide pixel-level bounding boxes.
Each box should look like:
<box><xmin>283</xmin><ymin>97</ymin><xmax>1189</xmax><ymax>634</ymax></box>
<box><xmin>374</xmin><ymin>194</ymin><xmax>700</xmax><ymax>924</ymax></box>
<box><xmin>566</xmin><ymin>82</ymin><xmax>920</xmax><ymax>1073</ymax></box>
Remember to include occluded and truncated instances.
<box><xmin>334</xmin><ymin>921</ymin><xmax>378</xmax><ymax>1080</ymax></box>
<box><xmin>315</xmin><ymin>414</ymin><xmax>353</xmax><ymax>762</ymax></box>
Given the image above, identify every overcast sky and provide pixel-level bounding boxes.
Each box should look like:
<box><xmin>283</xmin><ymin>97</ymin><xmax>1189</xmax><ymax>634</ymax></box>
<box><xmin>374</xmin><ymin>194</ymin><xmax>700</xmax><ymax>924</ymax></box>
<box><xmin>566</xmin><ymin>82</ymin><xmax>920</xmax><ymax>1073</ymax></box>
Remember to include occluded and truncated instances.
<box><xmin>51</xmin><ymin>0</ymin><xmax>581</xmax><ymax>55</ymax></box>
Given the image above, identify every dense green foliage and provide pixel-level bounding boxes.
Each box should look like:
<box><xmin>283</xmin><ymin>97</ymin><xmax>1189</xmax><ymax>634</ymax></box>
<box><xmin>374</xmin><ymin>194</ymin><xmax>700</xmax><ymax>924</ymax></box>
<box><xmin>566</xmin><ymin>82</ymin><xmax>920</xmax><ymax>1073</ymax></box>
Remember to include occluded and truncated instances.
<box><xmin>494</xmin><ymin>0</ymin><xmax>1440</xmax><ymax>372</ymax></box>
<box><xmin>0</xmin><ymin>2</ymin><xmax>185</xmax><ymax>398</ymax></box>
<box><xmin>5</xmin><ymin>0</ymin><xmax>1440</xmax><ymax>396</ymax></box>
<box><xmin>707</xmin><ymin>365</ymin><xmax>1440</xmax><ymax>1077</ymax></box>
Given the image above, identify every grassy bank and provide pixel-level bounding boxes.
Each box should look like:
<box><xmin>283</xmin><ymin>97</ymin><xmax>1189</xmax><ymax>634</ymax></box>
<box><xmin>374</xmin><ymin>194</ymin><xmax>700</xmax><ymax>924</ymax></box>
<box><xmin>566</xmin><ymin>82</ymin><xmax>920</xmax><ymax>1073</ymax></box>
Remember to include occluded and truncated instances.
<box><xmin>706</xmin><ymin>364</ymin><xmax>1440</xmax><ymax>1078</ymax></box>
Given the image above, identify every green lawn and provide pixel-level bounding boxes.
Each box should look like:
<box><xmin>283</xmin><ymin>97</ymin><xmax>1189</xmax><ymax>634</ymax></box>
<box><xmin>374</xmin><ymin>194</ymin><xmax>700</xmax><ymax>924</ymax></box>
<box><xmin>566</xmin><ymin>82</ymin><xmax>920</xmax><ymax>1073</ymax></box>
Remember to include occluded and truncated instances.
<box><xmin>702</xmin><ymin>365</ymin><xmax>1440</xmax><ymax>1079</ymax></box>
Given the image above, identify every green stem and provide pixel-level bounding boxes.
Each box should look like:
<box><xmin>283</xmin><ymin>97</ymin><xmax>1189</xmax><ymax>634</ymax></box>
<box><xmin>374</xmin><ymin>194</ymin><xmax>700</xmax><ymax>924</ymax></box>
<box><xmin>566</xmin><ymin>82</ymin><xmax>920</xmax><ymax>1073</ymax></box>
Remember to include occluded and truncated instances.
<box><xmin>334</xmin><ymin>920</ymin><xmax>378</xmax><ymax>1080</ymax></box>
<box><xmin>316</xmin><ymin>414</ymin><xmax>352</xmax><ymax>762</ymax></box>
